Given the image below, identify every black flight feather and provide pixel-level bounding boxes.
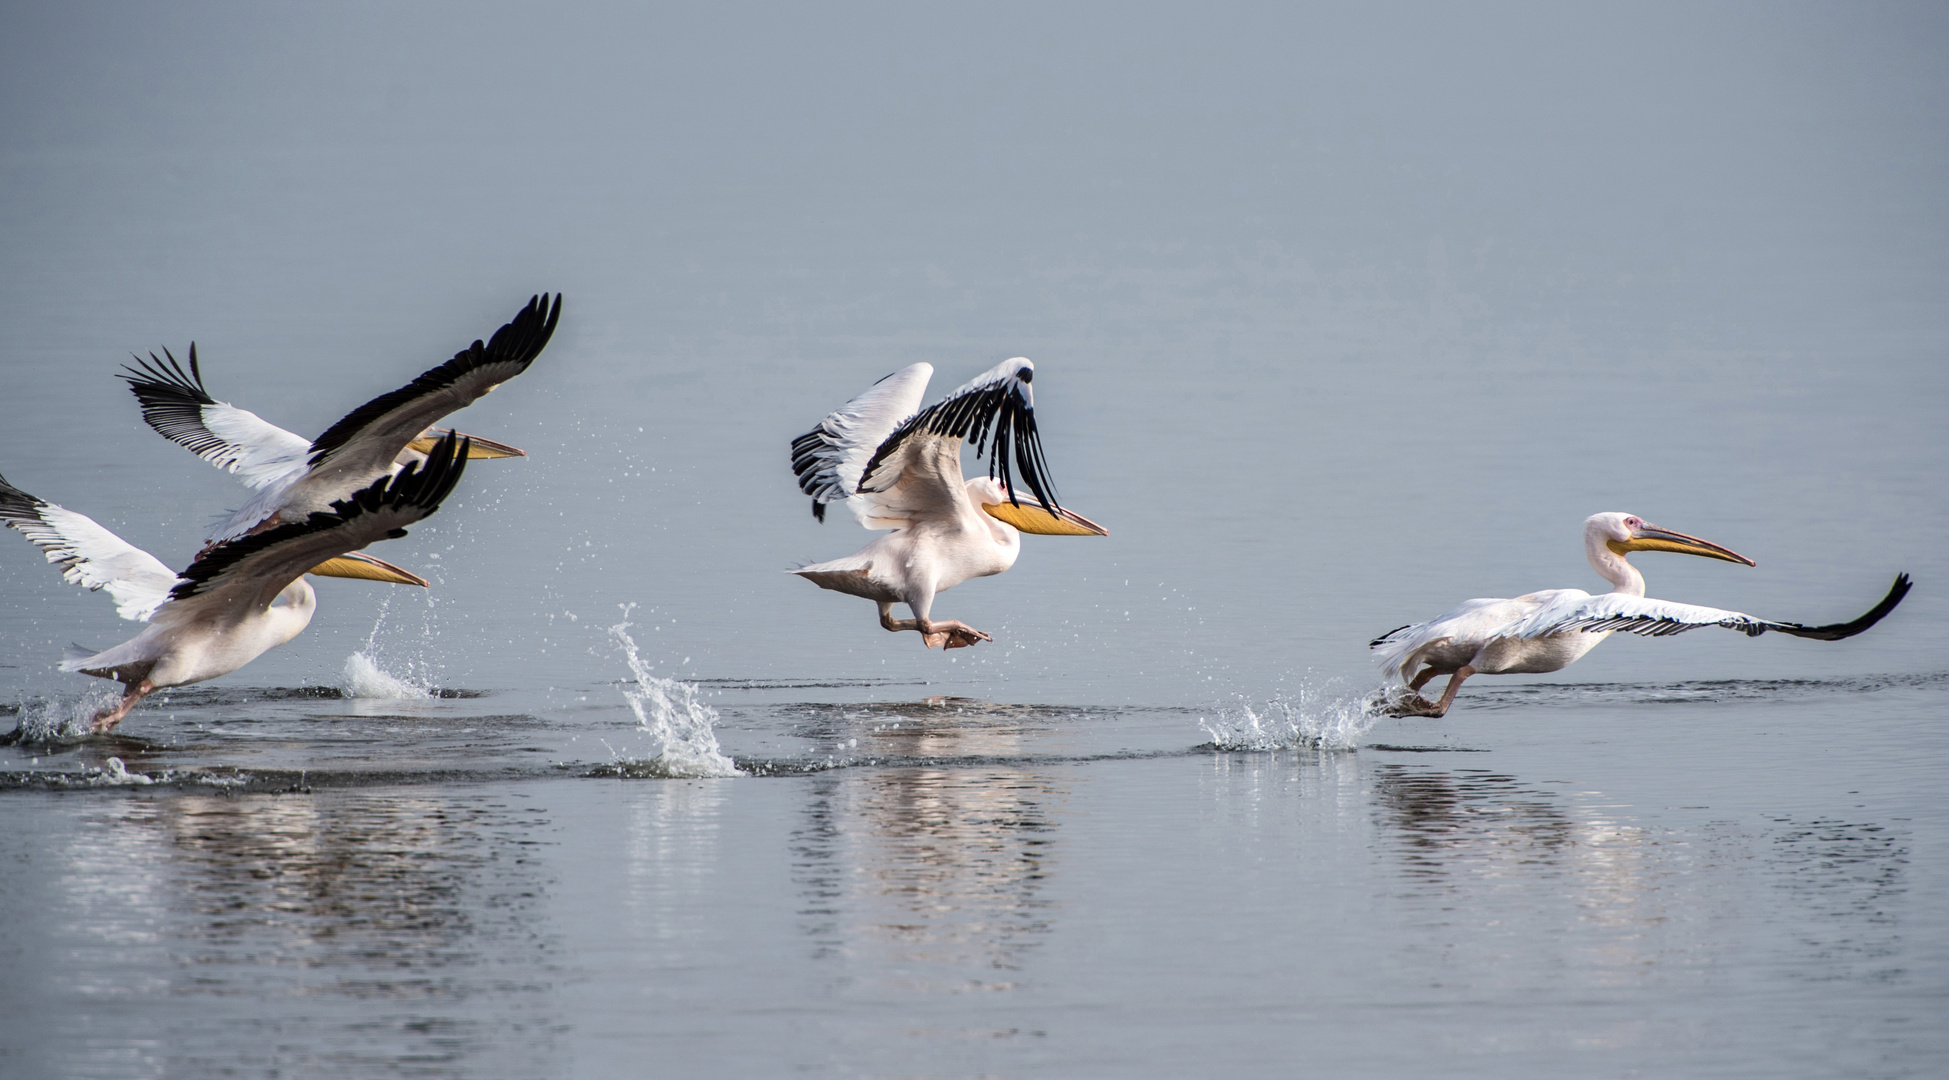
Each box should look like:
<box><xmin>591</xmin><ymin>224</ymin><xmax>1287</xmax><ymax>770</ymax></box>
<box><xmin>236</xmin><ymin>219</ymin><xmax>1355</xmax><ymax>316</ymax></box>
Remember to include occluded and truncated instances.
<box><xmin>307</xmin><ymin>293</ymin><xmax>561</xmax><ymax>467</ymax></box>
<box><xmin>121</xmin><ymin>345</ymin><xmax>230</xmax><ymax>459</ymax></box>
<box><xmin>859</xmin><ymin>369</ymin><xmax>1060</xmax><ymax>513</ymax></box>
<box><xmin>170</xmin><ymin>432</ymin><xmax>470</xmax><ymax>602</ymax></box>
<box><xmin>1561</xmin><ymin>573</ymin><xmax>1912</xmax><ymax>641</ymax></box>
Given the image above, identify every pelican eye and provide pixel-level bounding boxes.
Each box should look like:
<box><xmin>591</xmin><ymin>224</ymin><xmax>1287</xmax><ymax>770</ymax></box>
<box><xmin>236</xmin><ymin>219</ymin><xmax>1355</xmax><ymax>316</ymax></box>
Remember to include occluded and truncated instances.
<box><xmin>1016</xmin><ymin>368</ymin><xmax>1033</xmax><ymax>383</ymax></box>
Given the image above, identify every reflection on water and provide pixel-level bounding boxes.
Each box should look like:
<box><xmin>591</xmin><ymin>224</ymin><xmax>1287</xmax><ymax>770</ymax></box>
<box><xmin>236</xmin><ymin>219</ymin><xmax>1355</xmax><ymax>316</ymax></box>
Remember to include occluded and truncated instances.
<box><xmin>623</xmin><ymin>778</ymin><xmax>732</xmax><ymax>945</ymax></box>
<box><xmin>1767</xmin><ymin>816</ymin><xmax>1909</xmax><ymax>982</ymax></box>
<box><xmin>1370</xmin><ymin>765</ymin><xmax>1575</xmax><ymax>880</ymax></box>
<box><xmin>792</xmin><ymin>704</ymin><xmax>1066</xmax><ymax>990</ymax></box>
<box><xmin>1358</xmin><ymin>761</ymin><xmax>1915</xmax><ymax>998</ymax></box>
<box><xmin>10</xmin><ymin>791</ymin><xmax>559</xmax><ymax>1079</ymax></box>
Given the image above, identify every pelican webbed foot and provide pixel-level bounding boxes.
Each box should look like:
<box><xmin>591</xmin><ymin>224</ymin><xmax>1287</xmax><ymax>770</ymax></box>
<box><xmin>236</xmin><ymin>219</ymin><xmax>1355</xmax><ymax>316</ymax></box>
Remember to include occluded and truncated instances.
<box><xmin>1382</xmin><ymin>692</ymin><xmax>1449</xmax><ymax>718</ymax></box>
<box><xmin>874</xmin><ymin>603</ymin><xmax>991</xmax><ymax>649</ymax></box>
<box><xmin>921</xmin><ymin>622</ymin><xmax>991</xmax><ymax>650</ymax></box>
<box><xmin>90</xmin><ymin>679</ymin><xmax>155</xmax><ymax>734</ymax></box>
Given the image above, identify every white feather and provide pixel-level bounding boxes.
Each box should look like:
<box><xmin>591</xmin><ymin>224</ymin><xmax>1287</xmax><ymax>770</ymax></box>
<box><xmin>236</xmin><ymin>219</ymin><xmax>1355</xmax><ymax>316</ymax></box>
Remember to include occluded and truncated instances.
<box><xmin>1</xmin><ymin>499</ymin><xmax>179</xmax><ymax>622</ymax></box>
<box><xmin>793</xmin><ymin>363</ymin><xmax>934</xmax><ymax>527</ymax></box>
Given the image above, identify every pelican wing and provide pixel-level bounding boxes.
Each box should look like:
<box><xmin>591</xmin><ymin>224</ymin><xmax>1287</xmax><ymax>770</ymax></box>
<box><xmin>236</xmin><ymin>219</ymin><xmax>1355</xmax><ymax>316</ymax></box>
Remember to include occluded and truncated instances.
<box><xmin>1513</xmin><ymin>574</ymin><xmax>1912</xmax><ymax>641</ymax></box>
<box><xmin>159</xmin><ymin>434</ymin><xmax>470</xmax><ymax>625</ymax></box>
<box><xmin>302</xmin><ymin>293</ymin><xmax>559</xmax><ymax>490</ymax></box>
<box><xmin>1368</xmin><ymin>594</ymin><xmax>1561</xmax><ymax>682</ymax></box>
<box><xmin>123</xmin><ymin>346</ymin><xmax>314</xmax><ymax>492</ymax></box>
<box><xmin>0</xmin><ymin>473</ymin><xmax>181</xmax><ymax>622</ymax></box>
<box><xmin>789</xmin><ymin>363</ymin><xmax>934</xmax><ymax>524</ymax></box>
<box><xmin>859</xmin><ymin>357</ymin><xmax>1059</xmax><ymax>514</ymax></box>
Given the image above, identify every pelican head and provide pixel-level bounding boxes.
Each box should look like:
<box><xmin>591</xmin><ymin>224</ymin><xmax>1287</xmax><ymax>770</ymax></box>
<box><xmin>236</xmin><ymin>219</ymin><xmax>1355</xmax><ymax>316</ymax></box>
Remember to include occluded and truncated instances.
<box><xmin>969</xmin><ymin>477</ymin><xmax>1108</xmax><ymax>537</ymax></box>
<box><xmin>1590</xmin><ymin>513</ymin><xmax>1755</xmax><ymax>566</ymax></box>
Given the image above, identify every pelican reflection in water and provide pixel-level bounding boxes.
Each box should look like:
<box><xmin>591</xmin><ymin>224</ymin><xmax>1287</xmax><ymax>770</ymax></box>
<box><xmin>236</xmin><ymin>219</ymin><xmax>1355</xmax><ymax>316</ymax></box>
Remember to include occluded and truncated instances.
<box><xmin>789</xmin><ymin>702</ymin><xmax>1066</xmax><ymax>982</ymax></box>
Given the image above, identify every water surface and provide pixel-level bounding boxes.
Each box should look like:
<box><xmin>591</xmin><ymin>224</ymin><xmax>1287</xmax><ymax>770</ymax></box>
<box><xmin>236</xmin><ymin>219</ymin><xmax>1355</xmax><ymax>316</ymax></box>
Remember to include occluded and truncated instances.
<box><xmin>2</xmin><ymin>3</ymin><xmax>1946</xmax><ymax>1076</ymax></box>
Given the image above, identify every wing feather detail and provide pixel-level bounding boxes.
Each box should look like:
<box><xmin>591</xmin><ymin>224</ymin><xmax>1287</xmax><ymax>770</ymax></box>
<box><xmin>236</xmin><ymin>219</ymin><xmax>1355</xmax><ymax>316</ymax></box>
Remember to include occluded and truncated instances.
<box><xmin>0</xmin><ymin>473</ymin><xmax>180</xmax><ymax>622</ymax></box>
<box><xmin>164</xmin><ymin>433</ymin><xmax>471</xmax><ymax>618</ymax></box>
<box><xmin>307</xmin><ymin>293</ymin><xmax>561</xmax><ymax>472</ymax></box>
<box><xmin>858</xmin><ymin>357</ymin><xmax>1060</xmax><ymax>513</ymax></box>
<box><xmin>122</xmin><ymin>346</ymin><xmax>314</xmax><ymax>492</ymax></box>
<box><xmin>1516</xmin><ymin>574</ymin><xmax>1912</xmax><ymax>641</ymax></box>
<box><xmin>789</xmin><ymin>363</ymin><xmax>934</xmax><ymax>523</ymax></box>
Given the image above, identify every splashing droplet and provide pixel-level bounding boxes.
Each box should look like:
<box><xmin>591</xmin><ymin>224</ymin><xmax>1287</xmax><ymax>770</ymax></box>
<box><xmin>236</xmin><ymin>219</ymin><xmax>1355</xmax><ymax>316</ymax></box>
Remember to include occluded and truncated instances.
<box><xmin>608</xmin><ymin>606</ymin><xmax>740</xmax><ymax>777</ymax></box>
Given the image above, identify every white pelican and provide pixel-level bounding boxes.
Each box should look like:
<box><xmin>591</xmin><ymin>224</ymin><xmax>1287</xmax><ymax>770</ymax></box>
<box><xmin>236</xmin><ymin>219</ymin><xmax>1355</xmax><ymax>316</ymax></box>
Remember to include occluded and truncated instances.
<box><xmin>1371</xmin><ymin>512</ymin><xmax>1912</xmax><ymax>717</ymax></box>
<box><xmin>0</xmin><ymin>433</ymin><xmax>470</xmax><ymax>733</ymax></box>
<box><xmin>119</xmin><ymin>293</ymin><xmax>560</xmax><ymax>582</ymax></box>
<box><xmin>788</xmin><ymin>358</ymin><xmax>1107</xmax><ymax>649</ymax></box>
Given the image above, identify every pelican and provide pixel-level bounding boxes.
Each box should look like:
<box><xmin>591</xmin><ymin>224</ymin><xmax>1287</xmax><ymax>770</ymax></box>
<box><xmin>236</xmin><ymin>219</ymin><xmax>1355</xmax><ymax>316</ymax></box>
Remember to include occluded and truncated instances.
<box><xmin>0</xmin><ymin>433</ymin><xmax>471</xmax><ymax>733</ymax></box>
<box><xmin>119</xmin><ymin>293</ymin><xmax>560</xmax><ymax>584</ymax></box>
<box><xmin>1371</xmin><ymin>512</ymin><xmax>1912</xmax><ymax>717</ymax></box>
<box><xmin>788</xmin><ymin>358</ymin><xmax>1107</xmax><ymax>649</ymax></box>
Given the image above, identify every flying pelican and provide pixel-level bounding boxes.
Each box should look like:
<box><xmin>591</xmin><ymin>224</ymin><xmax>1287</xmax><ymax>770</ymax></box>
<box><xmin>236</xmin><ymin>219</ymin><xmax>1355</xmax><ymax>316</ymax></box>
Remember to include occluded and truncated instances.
<box><xmin>788</xmin><ymin>358</ymin><xmax>1107</xmax><ymax>649</ymax></box>
<box><xmin>119</xmin><ymin>293</ymin><xmax>560</xmax><ymax>582</ymax></box>
<box><xmin>0</xmin><ymin>433</ymin><xmax>471</xmax><ymax>733</ymax></box>
<box><xmin>1370</xmin><ymin>512</ymin><xmax>1912</xmax><ymax>717</ymax></box>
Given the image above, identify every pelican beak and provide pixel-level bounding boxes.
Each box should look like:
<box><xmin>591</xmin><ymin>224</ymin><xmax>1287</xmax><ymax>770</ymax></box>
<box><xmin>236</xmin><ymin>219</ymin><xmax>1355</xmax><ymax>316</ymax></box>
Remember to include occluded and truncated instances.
<box><xmin>1608</xmin><ymin>522</ymin><xmax>1756</xmax><ymax>566</ymax></box>
<box><xmin>308</xmin><ymin>551</ymin><xmax>431</xmax><ymax>586</ymax></box>
<box><xmin>406</xmin><ymin>428</ymin><xmax>525</xmax><ymax>459</ymax></box>
<box><xmin>982</xmin><ymin>500</ymin><xmax>1109</xmax><ymax>537</ymax></box>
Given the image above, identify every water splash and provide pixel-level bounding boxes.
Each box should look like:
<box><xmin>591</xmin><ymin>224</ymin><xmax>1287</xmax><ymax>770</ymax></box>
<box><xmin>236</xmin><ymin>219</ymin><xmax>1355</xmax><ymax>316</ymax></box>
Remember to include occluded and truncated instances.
<box><xmin>1201</xmin><ymin>678</ymin><xmax>1381</xmax><ymax>751</ymax></box>
<box><xmin>608</xmin><ymin>605</ymin><xmax>740</xmax><ymax>778</ymax></box>
<box><xmin>339</xmin><ymin>594</ymin><xmax>441</xmax><ymax>698</ymax></box>
<box><xmin>339</xmin><ymin>651</ymin><xmax>434</xmax><ymax>699</ymax></box>
<box><xmin>87</xmin><ymin>756</ymin><xmax>156</xmax><ymax>786</ymax></box>
<box><xmin>4</xmin><ymin>687</ymin><xmax>123</xmax><ymax>742</ymax></box>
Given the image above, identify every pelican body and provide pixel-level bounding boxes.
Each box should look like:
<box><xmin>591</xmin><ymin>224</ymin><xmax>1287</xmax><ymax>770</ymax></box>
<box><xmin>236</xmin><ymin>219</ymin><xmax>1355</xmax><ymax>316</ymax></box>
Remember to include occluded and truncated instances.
<box><xmin>789</xmin><ymin>359</ymin><xmax>1106</xmax><ymax>649</ymax></box>
<box><xmin>0</xmin><ymin>433</ymin><xmax>470</xmax><ymax>732</ymax></box>
<box><xmin>1371</xmin><ymin>512</ymin><xmax>1911</xmax><ymax>717</ymax></box>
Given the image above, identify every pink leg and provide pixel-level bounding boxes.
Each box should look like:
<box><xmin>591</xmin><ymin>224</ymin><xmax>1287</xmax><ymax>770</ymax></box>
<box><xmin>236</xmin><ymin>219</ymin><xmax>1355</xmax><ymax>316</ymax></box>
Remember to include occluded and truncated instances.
<box><xmin>90</xmin><ymin>679</ymin><xmax>155</xmax><ymax>733</ymax></box>
<box><xmin>1423</xmin><ymin>666</ymin><xmax>1476</xmax><ymax>718</ymax></box>
<box><xmin>889</xmin><ymin>598</ymin><xmax>991</xmax><ymax>650</ymax></box>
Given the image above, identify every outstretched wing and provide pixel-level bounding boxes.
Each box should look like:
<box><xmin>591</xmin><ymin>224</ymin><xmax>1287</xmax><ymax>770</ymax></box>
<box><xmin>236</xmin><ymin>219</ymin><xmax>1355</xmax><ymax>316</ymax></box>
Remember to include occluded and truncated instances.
<box><xmin>122</xmin><ymin>345</ymin><xmax>314</xmax><ymax>492</ymax></box>
<box><xmin>858</xmin><ymin>357</ymin><xmax>1060</xmax><ymax>513</ymax></box>
<box><xmin>303</xmin><ymin>293</ymin><xmax>560</xmax><ymax>489</ymax></box>
<box><xmin>1513</xmin><ymin>574</ymin><xmax>1912</xmax><ymax>641</ymax></box>
<box><xmin>0</xmin><ymin>473</ymin><xmax>181</xmax><ymax>621</ymax></box>
<box><xmin>789</xmin><ymin>363</ymin><xmax>933</xmax><ymax>524</ymax></box>
<box><xmin>160</xmin><ymin>433</ymin><xmax>471</xmax><ymax>625</ymax></box>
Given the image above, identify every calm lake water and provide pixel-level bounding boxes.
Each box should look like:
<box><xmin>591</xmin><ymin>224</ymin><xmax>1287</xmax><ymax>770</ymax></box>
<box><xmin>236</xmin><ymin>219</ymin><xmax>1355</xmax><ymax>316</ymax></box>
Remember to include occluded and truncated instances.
<box><xmin>2</xmin><ymin>4</ymin><xmax>1947</xmax><ymax>1077</ymax></box>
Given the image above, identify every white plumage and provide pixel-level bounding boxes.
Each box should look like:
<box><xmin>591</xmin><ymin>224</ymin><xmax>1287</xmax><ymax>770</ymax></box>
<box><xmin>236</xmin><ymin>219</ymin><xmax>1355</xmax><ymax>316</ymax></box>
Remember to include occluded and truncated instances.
<box><xmin>0</xmin><ymin>434</ymin><xmax>471</xmax><ymax>733</ymax></box>
<box><xmin>1372</xmin><ymin>512</ymin><xmax>1911</xmax><ymax>717</ymax></box>
<box><xmin>788</xmin><ymin>358</ymin><xmax>1107</xmax><ymax>649</ymax></box>
<box><xmin>122</xmin><ymin>293</ymin><xmax>558</xmax><ymax>546</ymax></box>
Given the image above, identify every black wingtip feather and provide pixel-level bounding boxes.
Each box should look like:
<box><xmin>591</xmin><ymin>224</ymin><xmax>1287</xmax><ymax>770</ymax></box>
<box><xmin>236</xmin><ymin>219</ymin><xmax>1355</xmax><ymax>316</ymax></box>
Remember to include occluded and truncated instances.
<box><xmin>0</xmin><ymin>472</ymin><xmax>43</xmax><ymax>521</ymax></box>
<box><xmin>120</xmin><ymin>343</ymin><xmax>241</xmax><ymax>460</ymax></box>
<box><xmin>1767</xmin><ymin>572</ymin><xmax>1913</xmax><ymax>641</ymax></box>
<box><xmin>307</xmin><ymin>294</ymin><xmax>562</xmax><ymax>466</ymax></box>
<box><xmin>857</xmin><ymin>369</ymin><xmax>1062</xmax><ymax>514</ymax></box>
<box><xmin>1369</xmin><ymin>624</ymin><xmax>1413</xmax><ymax>649</ymax></box>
